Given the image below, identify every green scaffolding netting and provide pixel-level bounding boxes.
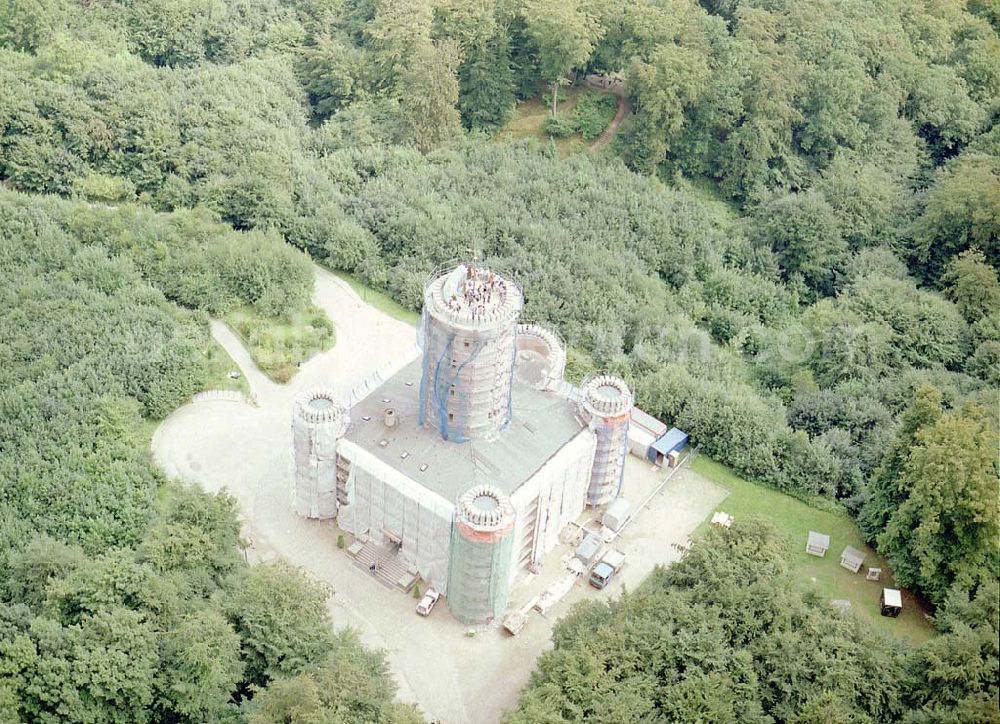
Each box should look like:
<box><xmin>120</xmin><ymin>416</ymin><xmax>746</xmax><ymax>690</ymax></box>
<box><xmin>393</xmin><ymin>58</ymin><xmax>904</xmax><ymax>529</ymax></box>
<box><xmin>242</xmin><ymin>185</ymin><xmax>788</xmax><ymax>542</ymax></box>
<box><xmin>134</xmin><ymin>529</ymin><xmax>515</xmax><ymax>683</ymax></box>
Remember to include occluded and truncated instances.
<box><xmin>446</xmin><ymin>524</ymin><xmax>515</xmax><ymax>625</ymax></box>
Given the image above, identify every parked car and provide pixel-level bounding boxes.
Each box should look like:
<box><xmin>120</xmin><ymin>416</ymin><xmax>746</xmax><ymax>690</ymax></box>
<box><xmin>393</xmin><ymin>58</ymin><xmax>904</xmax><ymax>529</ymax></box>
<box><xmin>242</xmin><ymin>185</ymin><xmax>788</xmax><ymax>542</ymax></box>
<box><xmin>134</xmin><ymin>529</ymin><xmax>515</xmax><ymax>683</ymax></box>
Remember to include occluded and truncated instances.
<box><xmin>589</xmin><ymin>562</ymin><xmax>616</xmax><ymax>589</ymax></box>
<box><xmin>589</xmin><ymin>549</ymin><xmax>626</xmax><ymax>590</ymax></box>
<box><xmin>416</xmin><ymin>588</ymin><xmax>440</xmax><ymax>616</ymax></box>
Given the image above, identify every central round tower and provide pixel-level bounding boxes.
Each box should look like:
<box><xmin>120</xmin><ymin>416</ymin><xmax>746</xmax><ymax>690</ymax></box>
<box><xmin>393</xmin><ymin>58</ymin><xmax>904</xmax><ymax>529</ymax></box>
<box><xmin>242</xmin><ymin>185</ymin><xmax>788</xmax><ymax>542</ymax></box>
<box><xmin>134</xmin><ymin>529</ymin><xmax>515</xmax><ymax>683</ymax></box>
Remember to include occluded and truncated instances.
<box><xmin>419</xmin><ymin>263</ymin><xmax>523</xmax><ymax>442</ymax></box>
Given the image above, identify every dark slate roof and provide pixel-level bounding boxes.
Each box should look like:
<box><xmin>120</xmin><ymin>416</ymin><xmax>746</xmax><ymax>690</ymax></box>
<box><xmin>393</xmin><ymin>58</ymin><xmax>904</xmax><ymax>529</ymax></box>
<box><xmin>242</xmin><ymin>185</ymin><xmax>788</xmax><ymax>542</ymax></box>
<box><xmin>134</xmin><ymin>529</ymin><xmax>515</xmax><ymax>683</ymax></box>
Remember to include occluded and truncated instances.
<box><xmin>343</xmin><ymin>359</ymin><xmax>586</xmax><ymax>502</ymax></box>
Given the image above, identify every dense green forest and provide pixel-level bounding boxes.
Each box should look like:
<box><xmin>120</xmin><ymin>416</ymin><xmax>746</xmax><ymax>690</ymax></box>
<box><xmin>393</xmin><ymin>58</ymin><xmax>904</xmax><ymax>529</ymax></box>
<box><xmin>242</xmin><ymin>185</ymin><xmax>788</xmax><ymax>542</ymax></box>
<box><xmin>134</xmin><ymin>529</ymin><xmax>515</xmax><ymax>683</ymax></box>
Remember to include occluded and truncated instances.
<box><xmin>508</xmin><ymin>521</ymin><xmax>999</xmax><ymax>723</ymax></box>
<box><xmin>0</xmin><ymin>0</ymin><xmax>997</xmax><ymax>720</ymax></box>
<box><xmin>0</xmin><ymin>193</ymin><xmax>415</xmax><ymax>720</ymax></box>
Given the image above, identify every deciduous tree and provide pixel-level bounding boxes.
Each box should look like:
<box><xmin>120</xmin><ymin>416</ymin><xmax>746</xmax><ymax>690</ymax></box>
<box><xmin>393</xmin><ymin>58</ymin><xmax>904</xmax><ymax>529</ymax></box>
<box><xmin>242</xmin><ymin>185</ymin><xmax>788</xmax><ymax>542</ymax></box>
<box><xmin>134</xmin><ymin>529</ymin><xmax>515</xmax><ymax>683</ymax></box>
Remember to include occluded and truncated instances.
<box><xmin>751</xmin><ymin>191</ymin><xmax>847</xmax><ymax>299</ymax></box>
<box><xmin>397</xmin><ymin>39</ymin><xmax>463</xmax><ymax>152</ymax></box>
<box><xmin>940</xmin><ymin>247</ymin><xmax>1000</xmax><ymax>323</ymax></box>
<box><xmin>521</xmin><ymin>0</ymin><xmax>603</xmax><ymax>115</ymax></box>
<box><xmin>878</xmin><ymin>404</ymin><xmax>999</xmax><ymax>605</ymax></box>
<box><xmin>222</xmin><ymin>563</ymin><xmax>334</xmax><ymax>688</ymax></box>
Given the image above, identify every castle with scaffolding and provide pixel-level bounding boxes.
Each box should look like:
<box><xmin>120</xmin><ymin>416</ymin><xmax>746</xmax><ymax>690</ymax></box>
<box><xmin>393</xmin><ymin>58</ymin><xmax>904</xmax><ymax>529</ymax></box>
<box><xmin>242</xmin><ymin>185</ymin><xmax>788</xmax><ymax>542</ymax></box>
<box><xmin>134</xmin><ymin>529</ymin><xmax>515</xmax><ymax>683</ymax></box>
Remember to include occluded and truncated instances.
<box><xmin>292</xmin><ymin>263</ymin><xmax>635</xmax><ymax>624</ymax></box>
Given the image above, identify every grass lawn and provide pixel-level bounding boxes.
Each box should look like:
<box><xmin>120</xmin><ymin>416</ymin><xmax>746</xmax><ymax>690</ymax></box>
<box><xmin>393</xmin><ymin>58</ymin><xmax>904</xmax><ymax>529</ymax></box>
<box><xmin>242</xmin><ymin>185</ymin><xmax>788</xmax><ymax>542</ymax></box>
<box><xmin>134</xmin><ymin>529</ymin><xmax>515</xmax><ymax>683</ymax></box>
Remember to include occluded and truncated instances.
<box><xmin>200</xmin><ymin>337</ymin><xmax>250</xmax><ymax>395</ymax></box>
<box><xmin>225</xmin><ymin>304</ymin><xmax>335</xmax><ymax>383</ymax></box>
<box><xmin>329</xmin><ymin>270</ymin><xmax>420</xmax><ymax>326</ymax></box>
<box><xmin>692</xmin><ymin>456</ymin><xmax>936</xmax><ymax>645</ymax></box>
<box><xmin>137</xmin><ymin>337</ymin><xmax>250</xmax><ymax>449</ymax></box>
<box><xmin>499</xmin><ymin>85</ymin><xmax>599</xmax><ymax>157</ymax></box>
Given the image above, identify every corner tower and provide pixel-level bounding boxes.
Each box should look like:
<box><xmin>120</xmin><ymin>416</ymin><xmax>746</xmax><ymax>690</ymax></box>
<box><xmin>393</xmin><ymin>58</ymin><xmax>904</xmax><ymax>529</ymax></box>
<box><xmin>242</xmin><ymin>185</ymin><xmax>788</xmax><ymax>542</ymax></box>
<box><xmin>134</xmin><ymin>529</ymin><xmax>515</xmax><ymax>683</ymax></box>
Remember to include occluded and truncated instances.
<box><xmin>447</xmin><ymin>485</ymin><xmax>517</xmax><ymax>624</ymax></box>
<box><xmin>292</xmin><ymin>389</ymin><xmax>349</xmax><ymax>519</ymax></box>
<box><xmin>578</xmin><ymin>375</ymin><xmax>633</xmax><ymax>506</ymax></box>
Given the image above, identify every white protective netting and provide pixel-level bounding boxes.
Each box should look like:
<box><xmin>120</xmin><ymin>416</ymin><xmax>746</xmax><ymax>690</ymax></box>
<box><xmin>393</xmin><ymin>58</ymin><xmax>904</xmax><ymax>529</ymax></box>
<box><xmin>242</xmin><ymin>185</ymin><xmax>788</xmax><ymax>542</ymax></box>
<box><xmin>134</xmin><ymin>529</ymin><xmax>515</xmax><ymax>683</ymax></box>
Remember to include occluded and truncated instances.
<box><xmin>335</xmin><ymin>441</ymin><xmax>454</xmax><ymax>592</ymax></box>
<box><xmin>578</xmin><ymin>376</ymin><xmax>633</xmax><ymax>506</ymax></box>
<box><xmin>292</xmin><ymin>391</ymin><xmax>348</xmax><ymax>519</ymax></box>
<box><xmin>509</xmin><ymin>430</ymin><xmax>596</xmax><ymax>580</ymax></box>
<box><xmin>418</xmin><ymin>264</ymin><xmax>523</xmax><ymax>442</ymax></box>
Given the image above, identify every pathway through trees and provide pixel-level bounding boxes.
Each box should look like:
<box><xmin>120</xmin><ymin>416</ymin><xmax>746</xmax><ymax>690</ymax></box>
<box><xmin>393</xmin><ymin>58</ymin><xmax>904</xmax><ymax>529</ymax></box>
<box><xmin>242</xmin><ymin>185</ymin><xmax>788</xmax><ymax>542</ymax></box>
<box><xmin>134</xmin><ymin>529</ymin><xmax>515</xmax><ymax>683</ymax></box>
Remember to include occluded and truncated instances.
<box><xmin>584</xmin><ymin>74</ymin><xmax>631</xmax><ymax>151</ymax></box>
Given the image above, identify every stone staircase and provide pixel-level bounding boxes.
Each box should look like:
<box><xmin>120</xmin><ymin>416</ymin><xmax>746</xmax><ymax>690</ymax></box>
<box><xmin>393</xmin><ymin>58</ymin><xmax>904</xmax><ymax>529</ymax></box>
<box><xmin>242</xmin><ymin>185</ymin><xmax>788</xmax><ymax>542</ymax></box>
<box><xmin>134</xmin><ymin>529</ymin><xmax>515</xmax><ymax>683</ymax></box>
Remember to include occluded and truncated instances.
<box><xmin>349</xmin><ymin>541</ymin><xmax>418</xmax><ymax>592</ymax></box>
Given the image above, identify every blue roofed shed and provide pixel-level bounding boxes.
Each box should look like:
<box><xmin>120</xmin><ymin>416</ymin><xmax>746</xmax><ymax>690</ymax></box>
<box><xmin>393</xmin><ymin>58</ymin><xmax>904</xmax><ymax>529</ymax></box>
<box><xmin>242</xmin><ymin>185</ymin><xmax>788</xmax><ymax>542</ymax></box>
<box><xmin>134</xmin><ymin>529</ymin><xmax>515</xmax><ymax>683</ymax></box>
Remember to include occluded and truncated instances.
<box><xmin>647</xmin><ymin>428</ymin><xmax>689</xmax><ymax>464</ymax></box>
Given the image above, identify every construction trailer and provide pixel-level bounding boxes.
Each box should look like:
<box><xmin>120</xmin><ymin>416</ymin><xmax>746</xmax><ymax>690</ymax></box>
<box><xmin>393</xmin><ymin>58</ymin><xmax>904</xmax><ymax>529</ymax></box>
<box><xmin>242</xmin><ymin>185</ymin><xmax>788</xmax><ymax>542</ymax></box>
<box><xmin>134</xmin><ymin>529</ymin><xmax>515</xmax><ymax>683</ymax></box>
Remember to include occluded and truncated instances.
<box><xmin>628</xmin><ymin>407</ymin><xmax>667</xmax><ymax>459</ymax></box>
<box><xmin>648</xmin><ymin>427</ymin><xmax>689</xmax><ymax>466</ymax></box>
<box><xmin>574</xmin><ymin>533</ymin><xmax>603</xmax><ymax>566</ymax></box>
<box><xmin>602</xmin><ymin>498</ymin><xmax>631</xmax><ymax>532</ymax></box>
<box><xmin>292</xmin><ymin>263</ymin><xmax>637</xmax><ymax>624</ymax></box>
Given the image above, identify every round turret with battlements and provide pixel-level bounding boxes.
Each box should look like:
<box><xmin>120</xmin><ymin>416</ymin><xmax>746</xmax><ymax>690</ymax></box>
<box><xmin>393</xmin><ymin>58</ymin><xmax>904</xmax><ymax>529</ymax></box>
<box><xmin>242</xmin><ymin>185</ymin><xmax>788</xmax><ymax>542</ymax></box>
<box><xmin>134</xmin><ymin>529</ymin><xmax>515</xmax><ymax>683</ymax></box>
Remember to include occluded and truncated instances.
<box><xmin>292</xmin><ymin>389</ymin><xmax>349</xmax><ymax>519</ymax></box>
<box><xmin>419</xmin><ymin>263</ymin><xmax>524</xmax><ymax>442</ymax></box>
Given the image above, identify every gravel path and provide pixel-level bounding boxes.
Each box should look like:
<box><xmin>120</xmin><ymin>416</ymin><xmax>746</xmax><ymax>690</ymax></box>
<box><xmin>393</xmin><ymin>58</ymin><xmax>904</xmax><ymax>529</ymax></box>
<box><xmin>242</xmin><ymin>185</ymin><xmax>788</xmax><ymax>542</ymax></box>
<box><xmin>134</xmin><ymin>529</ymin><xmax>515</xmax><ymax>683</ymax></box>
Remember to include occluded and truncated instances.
<box><xmin>591</xmin><ymin>94</ymin><xmax>631</xmax><ymax>152</ymax></box>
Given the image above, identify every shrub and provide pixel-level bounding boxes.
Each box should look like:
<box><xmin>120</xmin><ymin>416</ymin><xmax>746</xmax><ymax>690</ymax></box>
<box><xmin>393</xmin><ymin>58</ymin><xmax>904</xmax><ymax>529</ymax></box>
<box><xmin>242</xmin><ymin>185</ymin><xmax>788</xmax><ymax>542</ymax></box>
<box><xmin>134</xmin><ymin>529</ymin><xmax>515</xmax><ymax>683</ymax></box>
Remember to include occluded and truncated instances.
<box><xmin>573</xmin><ymin>92</ymin><xmax>618</xmax><ymax>140</ymax></box>
<box><xmin>71</xmin><ymin>173</ymin><xmax>137</xmax><ymax>202</ymax></box>
<box><xmin>541</xmin><ymin>114</ymin><xmax>576</xmax><ymax>138</ymax></box>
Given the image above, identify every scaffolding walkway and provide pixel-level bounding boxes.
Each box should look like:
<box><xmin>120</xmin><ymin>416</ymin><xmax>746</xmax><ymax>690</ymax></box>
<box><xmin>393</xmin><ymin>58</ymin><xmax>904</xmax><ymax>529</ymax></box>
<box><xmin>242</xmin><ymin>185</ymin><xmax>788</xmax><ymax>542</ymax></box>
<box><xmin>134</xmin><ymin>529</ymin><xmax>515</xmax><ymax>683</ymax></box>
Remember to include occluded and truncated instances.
<box><xmin>348</xmin><ymin>540</ymin><xmax>419</xmax><ymax>592</ymax></box>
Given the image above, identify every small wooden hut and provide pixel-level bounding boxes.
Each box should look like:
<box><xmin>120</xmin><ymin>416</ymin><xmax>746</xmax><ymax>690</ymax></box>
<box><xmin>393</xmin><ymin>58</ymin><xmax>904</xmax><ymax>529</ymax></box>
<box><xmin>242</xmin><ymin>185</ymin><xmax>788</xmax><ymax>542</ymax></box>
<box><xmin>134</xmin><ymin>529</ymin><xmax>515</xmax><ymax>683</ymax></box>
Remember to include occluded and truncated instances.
<box><xmin>840</xmin><ymin>546</ymin><xmax>865</xmax><ymax>573</ymax></box>
<box><xmin>805</xmin><ymin>531</ymin><xmax>830</xmax><ymax>557</ymax></box>
<box><xmin>880</xmin><ymin>588</ymin><xmax>902</xmax><ymax>617</ymax></box>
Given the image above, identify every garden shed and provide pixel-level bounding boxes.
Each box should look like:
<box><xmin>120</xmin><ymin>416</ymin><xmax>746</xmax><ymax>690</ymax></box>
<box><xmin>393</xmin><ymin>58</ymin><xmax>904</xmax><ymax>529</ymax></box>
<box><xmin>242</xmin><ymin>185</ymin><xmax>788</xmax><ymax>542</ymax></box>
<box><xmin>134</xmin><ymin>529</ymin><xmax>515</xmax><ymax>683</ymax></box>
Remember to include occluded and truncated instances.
<box><xmin>840</xmin><ymin>546</ymin><xmax>865</xmax><ymax>573</ymax></box>
<box><xmin>805</xmin><ymin>531</ymin><xmax>830</xmax><ymax>557</ymax></box>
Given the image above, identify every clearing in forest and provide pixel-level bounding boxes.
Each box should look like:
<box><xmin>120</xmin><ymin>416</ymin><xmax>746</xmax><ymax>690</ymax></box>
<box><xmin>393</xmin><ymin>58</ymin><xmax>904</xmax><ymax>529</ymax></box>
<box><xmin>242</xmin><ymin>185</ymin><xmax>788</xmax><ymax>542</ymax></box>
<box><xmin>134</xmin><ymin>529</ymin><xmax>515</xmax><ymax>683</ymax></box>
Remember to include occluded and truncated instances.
<box><xmin>693</xmin><ymin>456</ymin><xmax>936</xmax><ymax>644</ymax></box>
<box><xmin>500</xmin><ymin>84</ymin><xmax>622</xmax><ymax>156</ymax></box>
<box><xmin>151</xmin><ymin>263</ymin><xmax>727</xmax><ymax>723</ymax></box>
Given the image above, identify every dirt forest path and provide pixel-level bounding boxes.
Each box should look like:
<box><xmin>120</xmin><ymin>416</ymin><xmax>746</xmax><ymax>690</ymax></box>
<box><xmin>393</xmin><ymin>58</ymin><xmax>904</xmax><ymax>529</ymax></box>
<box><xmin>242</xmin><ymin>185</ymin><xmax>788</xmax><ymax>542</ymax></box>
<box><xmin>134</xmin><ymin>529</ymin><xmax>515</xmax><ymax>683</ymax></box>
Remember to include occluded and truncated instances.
<box><xmin>584</xmin><ymin>74</ymin><xmax>630</xmax><ymax>152</ymax></box>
